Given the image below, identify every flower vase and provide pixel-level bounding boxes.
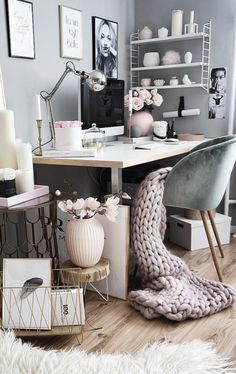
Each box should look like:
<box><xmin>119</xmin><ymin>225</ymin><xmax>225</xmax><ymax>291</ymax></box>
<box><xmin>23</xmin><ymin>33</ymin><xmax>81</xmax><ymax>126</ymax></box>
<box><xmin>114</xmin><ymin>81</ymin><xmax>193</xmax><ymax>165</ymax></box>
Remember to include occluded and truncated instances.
<box><xmin>131</xmin><ymin>111</ymin><xmax>154</xmax><ymax>137</ymax></box>
<box><xmin>65</xmin><ymin>217</ymin><xmax>104</xmax><ymax>268</ymax></box>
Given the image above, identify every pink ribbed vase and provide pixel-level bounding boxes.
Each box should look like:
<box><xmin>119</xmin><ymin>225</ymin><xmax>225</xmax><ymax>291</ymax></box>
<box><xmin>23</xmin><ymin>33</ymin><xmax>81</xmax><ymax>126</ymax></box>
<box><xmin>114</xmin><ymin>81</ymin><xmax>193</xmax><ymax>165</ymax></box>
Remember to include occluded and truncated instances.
<box><xmin>65</xmin><ymin>217</ymin><xmax>104</xmax><ymax>267</ymax></box>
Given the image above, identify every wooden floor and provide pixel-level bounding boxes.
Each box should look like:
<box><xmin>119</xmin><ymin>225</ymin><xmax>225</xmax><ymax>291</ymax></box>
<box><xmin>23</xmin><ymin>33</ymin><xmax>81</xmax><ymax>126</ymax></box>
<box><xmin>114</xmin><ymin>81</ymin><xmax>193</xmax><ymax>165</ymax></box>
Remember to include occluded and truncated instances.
<box><xmin>26</xmin><ymin>237</ymin><xmax>236</xmax><ymax>360</ymax></box>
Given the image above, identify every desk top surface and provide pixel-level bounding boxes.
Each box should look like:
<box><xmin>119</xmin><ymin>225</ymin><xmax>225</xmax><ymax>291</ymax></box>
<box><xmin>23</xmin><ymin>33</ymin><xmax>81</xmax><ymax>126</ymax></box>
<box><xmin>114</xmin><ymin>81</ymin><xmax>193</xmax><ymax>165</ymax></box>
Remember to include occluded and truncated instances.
<box><xmin>33</xmin><ymin>140</ymin><xmax>202</xmax><ymax>169</ymax></box>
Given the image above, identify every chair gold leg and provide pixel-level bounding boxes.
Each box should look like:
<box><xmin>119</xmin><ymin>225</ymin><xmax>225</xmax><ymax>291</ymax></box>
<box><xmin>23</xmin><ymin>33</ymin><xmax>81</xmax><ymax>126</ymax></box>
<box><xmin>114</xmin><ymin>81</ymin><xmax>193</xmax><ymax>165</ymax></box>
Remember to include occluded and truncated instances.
<box><xmin>208</xmin><ymin>210</ymin><xmax>224</xmax><ymax>258</ymax></box>
<box><xmin>200</xmin><ymin>211</ymin><xmax>223</xmax><ymax>282</ymax></box>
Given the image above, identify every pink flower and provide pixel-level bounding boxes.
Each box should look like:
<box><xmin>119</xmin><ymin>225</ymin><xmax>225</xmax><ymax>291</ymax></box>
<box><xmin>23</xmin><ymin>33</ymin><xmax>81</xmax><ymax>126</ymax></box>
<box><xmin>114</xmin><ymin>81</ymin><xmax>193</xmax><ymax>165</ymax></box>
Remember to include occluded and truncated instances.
<box><xmin>133</xmin><ymin>91</ymin><xmax>139</xmax><ymax>97</ymax></box>
<box><xmin>152</xmin><ymin>93</ymin><xmax>163</xmax><ymax>107</ymax></box>
<box><xmin>124</xmin><ymin>94</ymin><xmax>130</xmax><ymax>107</ymax></box>
<box><xmin>145</xmin><ymin>98</ymin><xmax>153</xmax><ymax>106</ymax></box>
<box><xmin>139</xmin><ymin>89</ymin><xmax>151</xmax><ymax>100</ymax></box>
<box><xmin>132</xmin><ymin>97</ymin><xmax>144</xmax><ymax>111</ymax></box>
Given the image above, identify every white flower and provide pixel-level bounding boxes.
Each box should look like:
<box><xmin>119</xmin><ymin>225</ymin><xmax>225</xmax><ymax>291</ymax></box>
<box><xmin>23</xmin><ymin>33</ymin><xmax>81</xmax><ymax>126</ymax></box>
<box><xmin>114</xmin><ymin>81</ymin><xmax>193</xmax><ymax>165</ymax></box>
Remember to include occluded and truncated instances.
<box><xmin>58</xmin><ymin>201</ymin><xmax>68</xmax><ymax>212</ymax></box>
<box><xmin>73</xmin><ymin>198</ymin><xmax>85</xmax><ymax>210</ymax></box>
<box><xmin>151</xmin><ymin>88</ymin><xmax>158</xmax><ymax>96</ymax></box>
<box><xmin>102</xmin><ymin>196</ymin><xmax>119</xmax><ymax>222</ymax></box>
<box><xmin>80</xmin><ymin>197</ymin><xmax>100</xmax><ymax>219</ymax></box>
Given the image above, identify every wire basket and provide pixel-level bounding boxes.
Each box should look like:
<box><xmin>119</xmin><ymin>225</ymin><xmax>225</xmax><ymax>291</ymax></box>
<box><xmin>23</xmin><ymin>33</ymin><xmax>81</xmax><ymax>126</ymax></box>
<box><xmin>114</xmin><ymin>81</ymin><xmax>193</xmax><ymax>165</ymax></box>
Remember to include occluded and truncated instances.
<box><xmin>0</xmin><ymin>268</ymin><xmax>85</xmax><ymax>337</ymax></box>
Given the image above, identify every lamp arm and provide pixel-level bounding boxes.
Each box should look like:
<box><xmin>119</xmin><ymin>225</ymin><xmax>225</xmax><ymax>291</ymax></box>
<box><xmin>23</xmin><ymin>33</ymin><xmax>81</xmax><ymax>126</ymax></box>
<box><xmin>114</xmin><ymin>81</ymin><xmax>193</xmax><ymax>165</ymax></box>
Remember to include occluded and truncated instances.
<box><xmin>40</xmin><ymin>61</ymin><xmax>88</xmax><ymax>102</ymax></box>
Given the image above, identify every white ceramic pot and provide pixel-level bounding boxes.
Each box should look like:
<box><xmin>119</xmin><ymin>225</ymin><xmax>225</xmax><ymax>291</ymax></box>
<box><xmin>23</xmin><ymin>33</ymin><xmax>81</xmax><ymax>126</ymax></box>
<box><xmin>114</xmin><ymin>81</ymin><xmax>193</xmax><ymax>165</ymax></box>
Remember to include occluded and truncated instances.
<box><xmin>153</xmin><ymin>121</ymin><xmax>168</xmax><ymax>138</ymax></box>
<box><xmin>65</xmin><ymin>217</ymin><xmax>104</xmax><ymax>268</ymax></box>
<box><xmin>184</xmin><ymin>51</ymin><xmax>192</xmax><ymax>64</ymax></box>
<box><xmin>141</xmin><ymin>78</ymin><xmax>151</xmax><ymax>87</ymax></box>
<box><xmin>158</xmin><ymin>27</ymin><xmax>168</xmax><ymax>38</ymax></box>
<box><xmin>143</xmin><ymin>52</ymin><xmax>160</xmax><ymax>67</ymax></box>
<box><xmin>139</xmin><ymin>26</ymin><xmax>153</xmax><ymax>40</ymax></box>
<box><xmin>169</xmin><ymin>77</ymin><xmax>179</xmax><ymax>86</ymax></box>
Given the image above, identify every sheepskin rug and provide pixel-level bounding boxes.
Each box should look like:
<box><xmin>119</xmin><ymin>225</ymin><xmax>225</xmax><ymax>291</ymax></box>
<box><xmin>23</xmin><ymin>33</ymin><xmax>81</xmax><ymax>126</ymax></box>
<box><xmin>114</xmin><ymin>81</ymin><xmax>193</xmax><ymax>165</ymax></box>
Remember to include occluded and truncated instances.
<box><xmin>0</xmin><ymin>330</ymin><xmax>234</xmax><ymax>373</ymax></box>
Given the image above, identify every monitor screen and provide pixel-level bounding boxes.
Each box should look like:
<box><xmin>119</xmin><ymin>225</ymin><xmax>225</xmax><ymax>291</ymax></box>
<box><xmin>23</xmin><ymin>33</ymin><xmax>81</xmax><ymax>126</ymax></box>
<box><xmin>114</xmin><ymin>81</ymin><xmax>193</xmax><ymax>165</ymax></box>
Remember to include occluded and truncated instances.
<box><xmin>80</xmin><ymin>78</ymin><xmax>124</xmax><ymax>133</ymax></box>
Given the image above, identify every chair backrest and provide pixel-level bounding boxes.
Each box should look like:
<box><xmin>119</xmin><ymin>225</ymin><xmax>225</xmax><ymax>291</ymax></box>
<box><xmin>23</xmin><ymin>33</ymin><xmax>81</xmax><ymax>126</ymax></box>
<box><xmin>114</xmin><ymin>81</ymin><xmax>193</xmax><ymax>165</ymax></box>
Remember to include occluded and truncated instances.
<box><xmin>163</xmin><ymin>135</ymin><xmax>236</xmax><ymax>211</ymax></box>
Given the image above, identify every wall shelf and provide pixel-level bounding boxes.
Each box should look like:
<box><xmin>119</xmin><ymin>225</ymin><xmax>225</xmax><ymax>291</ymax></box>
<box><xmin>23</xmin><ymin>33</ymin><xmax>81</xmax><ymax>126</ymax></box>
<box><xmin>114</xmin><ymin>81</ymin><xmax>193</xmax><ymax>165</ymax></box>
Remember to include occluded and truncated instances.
<box><xmin>130</xmin><ymin>21</ymin><xmax>211</xmax><ymax>92</ymax></box>
<box><xmin>132</xmin><ymin>83</ymin><xmax>205</xmax><ymax>90</ymax></box>
<box><xmin>131</xmin><ymin>62</ymin><xmax>206</xmax><ymax>72</ymax></box>
<box><xmin>131</xmin><ymin>32</ymin><xmax>207</xmax><ymax>45</ymax></box>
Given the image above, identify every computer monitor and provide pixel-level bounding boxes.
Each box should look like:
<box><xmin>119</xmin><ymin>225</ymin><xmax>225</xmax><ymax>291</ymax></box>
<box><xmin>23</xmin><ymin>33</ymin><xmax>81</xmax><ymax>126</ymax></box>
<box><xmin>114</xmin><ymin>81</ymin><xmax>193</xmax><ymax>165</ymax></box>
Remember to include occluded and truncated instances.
<box><xmin>79</xmin><ymin>78</ymin><xmax>125</xmax><ymax>137</ymax></box>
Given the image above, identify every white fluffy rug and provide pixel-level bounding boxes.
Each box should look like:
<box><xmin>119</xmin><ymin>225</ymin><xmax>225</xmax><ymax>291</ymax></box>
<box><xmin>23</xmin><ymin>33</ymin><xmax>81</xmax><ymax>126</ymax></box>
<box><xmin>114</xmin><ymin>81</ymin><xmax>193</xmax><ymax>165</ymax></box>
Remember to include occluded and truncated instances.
<box><xmin>0</xmin><ymin>330</ymin><xmax>234</xmax><ymax>374</ymax></box>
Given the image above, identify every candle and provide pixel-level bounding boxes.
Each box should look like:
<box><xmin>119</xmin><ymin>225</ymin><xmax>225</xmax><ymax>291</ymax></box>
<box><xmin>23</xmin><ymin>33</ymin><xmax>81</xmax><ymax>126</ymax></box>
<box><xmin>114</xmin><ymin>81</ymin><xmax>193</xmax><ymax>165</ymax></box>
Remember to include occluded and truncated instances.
<box><xmin>16</xmin><ymin>142</ymin><xmax>33</xmax><ymax>170</ymax></box>
<box><xmin>171</xmin><ymin>9</ymin><xmax>183</xmax><ymax>36</ymax></box>
<box><xmin>35</xmin><ymin>94</ymin><xmax>42</xmax><ymax>120</ymax></box>
<box><xmin>15</xmin><ymin>169</ymin><xmax>34</xmax><ymax>194</ymax></box>
<box><xmin>129</xmin><ymin>90</ymin><xmax>133</xmax><ymax>112</ymax></box>
<box><xmin>190</xmin><ymin>10</ymin><xmax>194</xmax><ymax>25</ymax></box>
<box><xmin>0</xmin><ymin>110</ymin><xmax>17</xmax><ymax>169</ymax></box>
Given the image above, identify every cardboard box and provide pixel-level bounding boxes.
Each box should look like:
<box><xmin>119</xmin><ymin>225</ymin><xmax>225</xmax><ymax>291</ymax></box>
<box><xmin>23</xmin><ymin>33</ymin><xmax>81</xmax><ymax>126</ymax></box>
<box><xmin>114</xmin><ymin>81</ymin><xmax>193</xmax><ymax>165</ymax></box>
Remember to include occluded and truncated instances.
<box><xmin>169</xmin><ymin>213</ymin><xmax>231</xmax><ymax>251</ymax></box>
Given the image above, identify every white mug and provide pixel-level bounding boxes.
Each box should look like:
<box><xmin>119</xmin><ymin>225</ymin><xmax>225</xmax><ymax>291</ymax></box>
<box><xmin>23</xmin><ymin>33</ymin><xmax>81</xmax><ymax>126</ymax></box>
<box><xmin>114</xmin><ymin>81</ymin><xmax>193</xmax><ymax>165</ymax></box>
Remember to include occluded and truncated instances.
<box><xmin>153</xmin><ymin>121</ymin><xmax>168</xmax><ymax>139</ymax></box>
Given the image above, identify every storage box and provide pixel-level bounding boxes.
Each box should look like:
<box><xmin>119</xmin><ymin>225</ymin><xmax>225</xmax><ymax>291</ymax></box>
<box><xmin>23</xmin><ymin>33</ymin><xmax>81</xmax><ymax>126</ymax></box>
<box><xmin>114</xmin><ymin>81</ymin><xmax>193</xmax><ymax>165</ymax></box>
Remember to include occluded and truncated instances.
<box><xmin>169</xmin><ymin>213</ymin><xmax>231</xmax><ymax>251</ymax></box>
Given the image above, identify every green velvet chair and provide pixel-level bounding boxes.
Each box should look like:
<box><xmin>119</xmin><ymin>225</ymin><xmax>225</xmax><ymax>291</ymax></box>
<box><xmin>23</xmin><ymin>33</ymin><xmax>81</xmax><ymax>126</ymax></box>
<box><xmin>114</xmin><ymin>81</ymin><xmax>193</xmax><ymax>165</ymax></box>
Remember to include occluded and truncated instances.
<box><xmin>163</xmin><ymin>135</ymin><xmax>236</xmax><ymax>281</ymax></box>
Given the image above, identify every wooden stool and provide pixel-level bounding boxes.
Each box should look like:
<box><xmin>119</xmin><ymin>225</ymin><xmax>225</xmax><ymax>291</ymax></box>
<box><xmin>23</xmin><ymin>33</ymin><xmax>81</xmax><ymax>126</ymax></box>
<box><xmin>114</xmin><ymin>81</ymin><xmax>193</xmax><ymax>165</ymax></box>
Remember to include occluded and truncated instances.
<box><xmin>61</xmin><ymin>258</ymin><xmax>110</xmax><ymax>301</ymax></box>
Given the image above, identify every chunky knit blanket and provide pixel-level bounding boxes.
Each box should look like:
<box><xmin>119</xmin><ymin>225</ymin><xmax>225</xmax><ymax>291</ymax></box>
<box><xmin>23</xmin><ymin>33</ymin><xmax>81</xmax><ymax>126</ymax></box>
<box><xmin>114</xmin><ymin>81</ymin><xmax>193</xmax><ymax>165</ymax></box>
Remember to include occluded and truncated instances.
<box><xmin>128</xmin><ymin>168</ymin><xmax>236</xmax><ymax>321</ymax></box>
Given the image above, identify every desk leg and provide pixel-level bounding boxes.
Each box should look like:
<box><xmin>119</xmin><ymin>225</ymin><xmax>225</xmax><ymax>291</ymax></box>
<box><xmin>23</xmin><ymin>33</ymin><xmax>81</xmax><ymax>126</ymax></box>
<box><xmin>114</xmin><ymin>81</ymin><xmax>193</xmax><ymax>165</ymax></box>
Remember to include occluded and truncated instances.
<box><xmin>111</xmin><ymin>168</ymin><xmax>122</xmax><ymax>194</ymax></box>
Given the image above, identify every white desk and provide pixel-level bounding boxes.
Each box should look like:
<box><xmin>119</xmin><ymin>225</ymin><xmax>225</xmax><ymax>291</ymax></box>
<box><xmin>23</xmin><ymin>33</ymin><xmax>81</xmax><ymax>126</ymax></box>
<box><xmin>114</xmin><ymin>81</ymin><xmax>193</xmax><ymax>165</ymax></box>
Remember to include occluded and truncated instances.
<box><xmin>33</xmin><ymin>140</ymin><xmax>202</xmax><ymax>193</ymax></box>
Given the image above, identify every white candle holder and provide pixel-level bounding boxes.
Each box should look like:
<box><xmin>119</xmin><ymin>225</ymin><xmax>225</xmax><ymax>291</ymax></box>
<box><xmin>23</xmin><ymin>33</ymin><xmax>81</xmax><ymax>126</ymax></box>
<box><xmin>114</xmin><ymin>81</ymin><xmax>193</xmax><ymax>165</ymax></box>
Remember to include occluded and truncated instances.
<box><xmin>184</xmin><ymin>23</ymin><xmax>198</xmax><ymax>34</ymax></box>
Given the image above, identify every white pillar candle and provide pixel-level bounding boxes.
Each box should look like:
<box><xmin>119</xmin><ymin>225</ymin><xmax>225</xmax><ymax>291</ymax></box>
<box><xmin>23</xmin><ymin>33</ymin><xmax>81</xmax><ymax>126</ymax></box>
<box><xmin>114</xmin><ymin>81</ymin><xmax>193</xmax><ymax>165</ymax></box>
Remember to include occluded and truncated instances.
<box><xmin>35</xmin><ymin>94</ymin><xmax>42</xmax><ymax>120</ymax></box>
<box><xmin>15</xmin><ymin>169</ymin><xmax>34</xmax><ymax>194</ymax></box>
<box><xmin>190</xmin><ymin>10</ymin><xmax>194</xmax><ymax>25</ymax></box>
<box><xmin>129</xmin><ymin>90</ymin><xmax>133</xmax><ymax>112</ymax></box>
<box><xmin>16</xmin><ymin>142</ymin><xmax>33</xmax><ymax>170</ymax></box>
<box><xmin>171</xmin><ymin>9</ymin><xmax>183</xmax><ymax>36</ymax></box>
<box><xmin>0</xmin><ymin>110</ymin><xmax>17</xmax><ymax>169</ymax></box>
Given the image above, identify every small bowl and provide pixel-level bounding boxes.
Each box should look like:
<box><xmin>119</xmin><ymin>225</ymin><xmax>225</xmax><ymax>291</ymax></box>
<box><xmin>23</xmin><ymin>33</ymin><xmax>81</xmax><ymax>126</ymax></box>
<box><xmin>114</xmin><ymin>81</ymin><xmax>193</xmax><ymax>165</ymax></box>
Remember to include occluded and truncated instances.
<box><xmin>141</xmin><ymin>78</ymin><xmax>151</xmax><ymax>87</ymax></box>
<box><xmin>154</xmin><ymin>79</ymin><xmax>165</xmax><ymax>87</ymax></box>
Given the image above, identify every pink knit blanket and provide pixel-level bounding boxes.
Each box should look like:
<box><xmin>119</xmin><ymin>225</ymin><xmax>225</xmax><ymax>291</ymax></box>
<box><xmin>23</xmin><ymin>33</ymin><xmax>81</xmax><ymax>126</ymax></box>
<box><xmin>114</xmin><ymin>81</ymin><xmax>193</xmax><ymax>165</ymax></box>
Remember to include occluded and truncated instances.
<box><xmin>128</xmin><ymin>168</ymin><xmax>235</xmax><ymax>321</ymax></box>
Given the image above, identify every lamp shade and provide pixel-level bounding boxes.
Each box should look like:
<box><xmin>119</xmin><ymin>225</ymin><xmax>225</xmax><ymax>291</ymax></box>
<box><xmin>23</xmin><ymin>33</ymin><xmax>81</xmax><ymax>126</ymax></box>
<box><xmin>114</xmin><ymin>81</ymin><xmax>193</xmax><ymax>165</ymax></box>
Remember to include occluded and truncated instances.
<box><xmin>86</xmin><ymin>70</ymin><xmax>107</xmax><ymax>91</ymax></box>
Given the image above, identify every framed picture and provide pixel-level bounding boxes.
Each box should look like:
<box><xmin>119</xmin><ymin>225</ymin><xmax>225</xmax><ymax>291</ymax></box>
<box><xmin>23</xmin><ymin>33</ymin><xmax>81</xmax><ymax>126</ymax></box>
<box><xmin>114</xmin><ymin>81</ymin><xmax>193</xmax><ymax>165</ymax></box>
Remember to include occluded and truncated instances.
<box><xmin>209</xmin><ymin>67</ymin><xmax>227</xmax><ymax>119</ymax></box>
<box><xmin>59</xmin><ymin>5</ymin><xmax>83</xmax><ymax>60</ymax></box>
<box><xmin>92</xmin><ymin>16</ymin><xmax>118</xmax><ymax>78</ymax></box>
<box><xmin>6</xmin><ymin>0</ymin><xmax>35</xmax><ymax>59</ymax></box>
<box><xmin>2</xmin><ymin>258</ymin><xmax>51</xmax><ymax>330</ymax></box>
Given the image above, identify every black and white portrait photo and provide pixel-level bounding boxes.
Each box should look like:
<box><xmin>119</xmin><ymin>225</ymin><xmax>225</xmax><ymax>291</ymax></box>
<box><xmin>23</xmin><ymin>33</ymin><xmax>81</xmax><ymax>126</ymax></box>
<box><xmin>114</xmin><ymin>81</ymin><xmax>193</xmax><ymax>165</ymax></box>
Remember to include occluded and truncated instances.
<box><xmin>209</xmin><ymin>67</ymin><xmax>227</xmax><ymax>119</ymax></box>
<box><xmin>92</xmin><ymin>16</ymin><xmax>118</xmax><ymax>78</ymax></box>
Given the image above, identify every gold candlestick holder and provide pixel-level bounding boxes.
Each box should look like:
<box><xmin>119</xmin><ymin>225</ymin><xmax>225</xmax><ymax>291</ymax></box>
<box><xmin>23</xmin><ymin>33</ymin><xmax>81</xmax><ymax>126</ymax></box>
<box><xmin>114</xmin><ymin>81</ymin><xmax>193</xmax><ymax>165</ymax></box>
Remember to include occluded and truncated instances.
<box><xmin>35</xmin><ymin>119</ymin><xmax>43</xmax><ymax>156</ymax></box>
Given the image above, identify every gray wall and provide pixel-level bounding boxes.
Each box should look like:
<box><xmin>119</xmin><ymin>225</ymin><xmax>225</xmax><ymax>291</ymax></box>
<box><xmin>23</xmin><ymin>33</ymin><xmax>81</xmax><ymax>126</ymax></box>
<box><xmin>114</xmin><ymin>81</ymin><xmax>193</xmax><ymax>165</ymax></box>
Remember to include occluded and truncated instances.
<box><xmin>135</xmin><ymin>0</ymin><xmax>236</xmax><ymax>221</ymax></box>
<box><xmin>0</xmin><ymin>0</ymin><xmax>134</xmax><ymax>197</ymax></box>
<box><xmin>0</xmin><ymin>0</ymin><xmax>134</xmax><ymax>145</ymax></box>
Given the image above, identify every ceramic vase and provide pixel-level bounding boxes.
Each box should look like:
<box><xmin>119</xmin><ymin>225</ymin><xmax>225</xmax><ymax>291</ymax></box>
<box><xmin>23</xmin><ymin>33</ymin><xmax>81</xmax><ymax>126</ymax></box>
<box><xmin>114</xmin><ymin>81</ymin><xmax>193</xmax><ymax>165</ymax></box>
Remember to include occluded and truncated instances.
<box><xmin>143</xmin><ymin>52</ymin><xmax>160</xmax><ymax>67</ymax></box>
<box><xmin>184</xmin><ymin>51</ymin><xmax>192</xmax><ymax>64</ymax></box>
<box><xmin>139</xmin><ymin>26</ymin><xmax>152</xmax><ymax>40</ymax></box>
<box><xmin>65</xmin><ymin>217</ymin><xmax>104</xmax><ymax>268</ymax></box>
<box><xmin>131</xmin><ymin>111</ymin><xmax>154</xmax><ymax>137</ymax></box>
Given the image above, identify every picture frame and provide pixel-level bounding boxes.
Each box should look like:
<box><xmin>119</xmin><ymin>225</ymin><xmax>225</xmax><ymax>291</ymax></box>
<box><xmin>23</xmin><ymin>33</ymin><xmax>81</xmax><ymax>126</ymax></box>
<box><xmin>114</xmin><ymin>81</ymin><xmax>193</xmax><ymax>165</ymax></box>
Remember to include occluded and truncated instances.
<box><xmin>2</xmin><ymin>258</ymin><xmax>51</xmax><ymax>330</ymax></box>
<box><xmin>92</xmin><ymin>16</ymin><xmax>118</xmax><ymax>78</ymax></box>
<box><xmin>59</xmin><ymin>5</ymin><xmax>83</xmax><ymax>60</ymax></box>
<box><xmin>6</xmin><ymin>0</ymin><xmax>35</xmax><ymax>59</ymax></box>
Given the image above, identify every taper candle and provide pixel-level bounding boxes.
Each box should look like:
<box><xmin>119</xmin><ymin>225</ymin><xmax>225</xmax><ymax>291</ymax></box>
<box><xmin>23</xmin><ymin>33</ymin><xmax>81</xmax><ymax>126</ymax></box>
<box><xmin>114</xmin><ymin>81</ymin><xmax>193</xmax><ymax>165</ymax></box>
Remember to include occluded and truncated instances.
<box><xmin>190</xmin><ymin>10</ymin><xmax>194</xmax><ymax>25</ymax></box>
<box><xmin>129</xmin><ymin>90</ymin><xmax>133</xmax><ymax>112</ymax></box>
<box><xmin>35</xmin><ymin>94</ymin><xmax>42</xmax><ymax>120</ymax></box>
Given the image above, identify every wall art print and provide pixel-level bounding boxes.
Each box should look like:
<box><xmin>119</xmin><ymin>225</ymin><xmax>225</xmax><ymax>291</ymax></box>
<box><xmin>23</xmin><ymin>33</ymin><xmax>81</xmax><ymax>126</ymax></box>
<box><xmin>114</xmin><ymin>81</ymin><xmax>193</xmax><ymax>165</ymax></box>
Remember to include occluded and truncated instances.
<box><xmin>92</xmin><ymin>16</ymin><xmax>118</xmax><ymax>78</ymax></box>
<box><xmin>6</xmin><ymin>0</ymin><xmax>35</xmax><ymax>59</ymax></box>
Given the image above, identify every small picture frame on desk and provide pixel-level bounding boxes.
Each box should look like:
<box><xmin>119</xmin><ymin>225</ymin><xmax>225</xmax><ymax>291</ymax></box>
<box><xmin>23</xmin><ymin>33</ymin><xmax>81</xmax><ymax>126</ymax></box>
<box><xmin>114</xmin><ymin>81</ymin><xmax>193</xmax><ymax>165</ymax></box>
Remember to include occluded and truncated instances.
<box><xmin>6</xmin><ymin>0</ymin><xmax>35</xmax><ymax>59</ymax></box>
<box><xmin>92</xmin><ymin>16</ymin><xmax>118</xmax><ymax>78</ymax></box>
<box><xmin>59</xmin><ymin>5</ymin><xmax>83</xmax><ymax>60</ymax></box>
<box><xmin>2</xmin><ymin>258</ymin><xmax>51</xmax><ymax>330</ymax></box>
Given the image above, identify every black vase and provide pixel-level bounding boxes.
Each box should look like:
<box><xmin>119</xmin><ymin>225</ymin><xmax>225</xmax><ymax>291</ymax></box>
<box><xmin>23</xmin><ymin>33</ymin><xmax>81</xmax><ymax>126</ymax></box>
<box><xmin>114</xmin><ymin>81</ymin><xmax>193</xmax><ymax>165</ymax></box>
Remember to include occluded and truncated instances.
<box><xmin>0</xmin><ymin>179</ymin><xmax>16</xmax><ymax>197</ymax></box>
